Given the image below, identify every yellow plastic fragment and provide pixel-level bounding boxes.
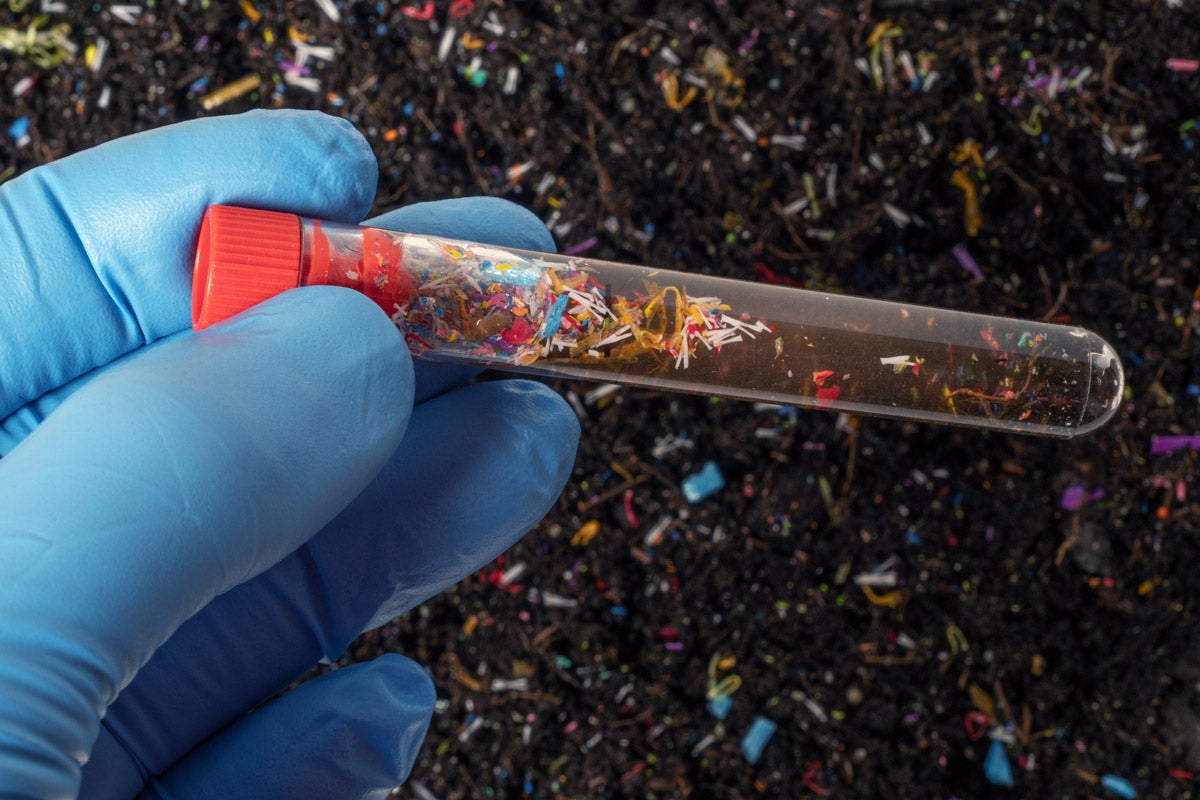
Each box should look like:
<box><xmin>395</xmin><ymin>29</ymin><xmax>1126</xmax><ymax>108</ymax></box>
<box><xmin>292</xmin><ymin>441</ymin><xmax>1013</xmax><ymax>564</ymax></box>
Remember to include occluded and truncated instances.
<box><xmin>198</xmin><ymin>74</ymin><xmax>262</xmax><ymax>111</ymax></box>
<box><xmin>951</xmin><ymin>138</ymin><xmax>985</xmax><ymax>168</ymax></box>
<box><xmin>701</xmin><ymin>47</ymin><xmax>745</xmax><ymax>108</ymax></box>
<box><xmin>709</xmin><ymin>673</ymin><xmax>742</xmax><ymax>700</ymax></box>
<box><xmin>707</xmin><ymin>652</ymin><xmax>743</xmax><ymax>700</ymax></box>
<box><xmin>1020</xmin><ymin>105</ymin><xmax>1046</xmax><ymax>136</ymax></box>
<box><xmin>866</xmin><ymin>20</ymin><xmax>898</xmax><ymax>48</ymax></box>
<box><xmin>946</xmin><ymin>622</ymin><xmax>970</xmax><ymax>654</ymax></box>
<box><xmin>609</xmin><ymin>460</ymin><xmax>634</xmax><ymax>482</ymax></box>
<box><xmin>950</xmin><ymin>168</ymin><xmax>982</xmax><ymax>237</ymax></box>
<box><xmin>861</xmin><ymin>585</ymin><xmax>903</xmax><ymax>607</ymax></box>
<box><xmin>865</xmin><ymin>21</ymin><xmax>903</xmax><ymax>91</ymax></box>
<box><xmin>969</xmin><ymin>683</ymin><xmax>995</xmax><ymax>720</ymax></box>
<box><xmin>453</xmin><ymin>667</ymin><xmax>483</xmax><ymax>692</ymax></box>
<box><xmin>571</xmin><ymin>519</ymin><xmax>601</xmax><ymax>546</ymax></box>
<box><xmin>661</xmin><ymin>73</ymin><xmax>698</xmax><ymax>110</ymax></box>
<box><xmin>943</xmin><ymin>384</ymin><xmax>959</xmax><ymax>415</ymax></box>
<box><xmin>238</xmin><ymin>0</ymin><xmax>261</xmax><ymax>22</ymax></box>
<box><xmin>0</xmin><ymin>18</ymin><xmax>76</xmax><ymax>69</ymax></box>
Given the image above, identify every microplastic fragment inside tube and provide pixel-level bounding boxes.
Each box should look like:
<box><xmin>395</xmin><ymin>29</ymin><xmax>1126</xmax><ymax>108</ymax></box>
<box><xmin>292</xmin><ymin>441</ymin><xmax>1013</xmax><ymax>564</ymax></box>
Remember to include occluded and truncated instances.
<box><xmin>192</xmin><ymin>205</ymin><xmax>1124</xmax><ymax>438</ymax></box>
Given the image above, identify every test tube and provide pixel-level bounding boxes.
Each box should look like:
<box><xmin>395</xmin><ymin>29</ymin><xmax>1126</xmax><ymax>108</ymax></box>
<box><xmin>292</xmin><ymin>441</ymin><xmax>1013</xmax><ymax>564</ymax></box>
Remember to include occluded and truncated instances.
<box><xmin>192</xmin><ymin>205</ymin><xmax>1123</xmax><ymax>438</ymax></box>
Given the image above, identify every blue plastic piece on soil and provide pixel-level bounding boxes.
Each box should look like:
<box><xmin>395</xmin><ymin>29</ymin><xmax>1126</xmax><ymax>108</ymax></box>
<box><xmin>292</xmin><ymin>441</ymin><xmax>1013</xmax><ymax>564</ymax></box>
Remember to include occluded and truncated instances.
<box><xmin>1100</xmin><ymin>774</ymin><xmax>1136</xmax><ymax>799</ymax></box>
<box><xmin>682</xmin><ymin>461</ymin><xmax>724</xmax><ymax>503</ymax></box>
<box><xmin>8</xmin><ymin>116</ymin><xmax>29</xmax><ymax>140</ymax></box>
<box><xmin>707</xmin><ymin>695</ymin><xmax>733</xmax><ymax>720</ymax></box>
<box><xmin>740</xmin><ymin>716</ymin><xmax>777</xmax><ymax>764</ymax></box>
<box><xmin>984</xmin><ymin>739</ymin><xmax>1013</xmax><ymax>787</ymax></box>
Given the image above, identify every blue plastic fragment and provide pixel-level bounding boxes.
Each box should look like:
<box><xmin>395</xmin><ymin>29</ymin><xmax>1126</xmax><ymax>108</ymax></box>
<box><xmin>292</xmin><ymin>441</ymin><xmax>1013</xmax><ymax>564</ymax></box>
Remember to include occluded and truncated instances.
<box><xmin>8</xmin><ymin>116</ymin><xmax>29</xmax><ymax>140</ymax></box>
<box><xmin>477</xmin><ymin>252</ymin><xmax>541</xmax><ymax>288</ymax></box>
<box><xmin>707</xmin><ymin>695</ymin><xmax>733</xmax><ymax>720</ymax></box>
<box><xmin>1100</xmin><ymin>774</ymin><xmax>1137</xmax><ymax>799</ymax></box>
<box><xmin>984</xmin><ymin>739</ymin><xmax>1013</xmax><ymax>787</ymax></box>
<box><xmin>740</xmin><ymin>716</ymin><xmax>777</xmax><ymax>764</ymax></box>
<box><xmin>539</xmin><ymin>293</ymin><xmax>570</xmax><ymax>338</ymax></box>
<box><xmin>682</xmin><ymin>460</ymin><xmax>724</xmax><ymax>503</ymax></box>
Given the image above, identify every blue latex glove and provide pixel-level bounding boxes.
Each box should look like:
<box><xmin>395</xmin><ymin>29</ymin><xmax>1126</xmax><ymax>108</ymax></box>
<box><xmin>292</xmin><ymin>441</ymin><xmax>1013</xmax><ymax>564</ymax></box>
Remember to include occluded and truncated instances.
<box><xmin>0</xmin><ymin>110</ymin><xmax>579</xmax><ymax>799</ymax></box>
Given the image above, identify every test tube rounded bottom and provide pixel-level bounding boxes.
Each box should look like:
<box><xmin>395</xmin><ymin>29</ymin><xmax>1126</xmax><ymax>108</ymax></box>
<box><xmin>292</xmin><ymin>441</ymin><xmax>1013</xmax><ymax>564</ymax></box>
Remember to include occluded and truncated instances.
<box><xmin>193</xmin><ymin>206</ymin><xmax>1125</xmax><ymax>438</ymax></box>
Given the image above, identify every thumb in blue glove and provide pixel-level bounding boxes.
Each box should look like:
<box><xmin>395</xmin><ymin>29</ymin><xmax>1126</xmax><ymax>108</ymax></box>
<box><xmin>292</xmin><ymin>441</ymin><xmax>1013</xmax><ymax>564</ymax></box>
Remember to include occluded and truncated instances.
<box><xmin>0</xmin><ymin>109</ymin><xmax>579</xmax><ymax>800</ymax></box>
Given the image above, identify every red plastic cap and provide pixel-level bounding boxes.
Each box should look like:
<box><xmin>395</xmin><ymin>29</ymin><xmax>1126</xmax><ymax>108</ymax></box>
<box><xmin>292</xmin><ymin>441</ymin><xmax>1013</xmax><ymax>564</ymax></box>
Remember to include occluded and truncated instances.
<box><xmin>192</xmin><ymin>205</ymin><xmax>303</xmax><ymax>330</ymax></box>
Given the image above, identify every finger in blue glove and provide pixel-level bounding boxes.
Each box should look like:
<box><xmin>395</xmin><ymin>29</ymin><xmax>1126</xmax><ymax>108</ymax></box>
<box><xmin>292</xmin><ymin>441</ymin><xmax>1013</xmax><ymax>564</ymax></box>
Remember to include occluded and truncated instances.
<box><xmin>79</xmin><ymin>198</ymin><xmax>578</xmax><ymax>799</ymax></box>
<box><xmin>0</xmin><ymin>287</ymin><xmax>412</xmax><ymax>799</ymax></box>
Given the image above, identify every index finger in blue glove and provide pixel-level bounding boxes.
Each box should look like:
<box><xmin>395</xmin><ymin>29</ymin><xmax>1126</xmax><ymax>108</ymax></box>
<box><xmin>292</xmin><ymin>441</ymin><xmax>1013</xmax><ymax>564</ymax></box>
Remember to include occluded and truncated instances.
<box><xmin>0</xmin><ymin>109</ymin><xmax>376</xmax><ymax>424</ymax></box>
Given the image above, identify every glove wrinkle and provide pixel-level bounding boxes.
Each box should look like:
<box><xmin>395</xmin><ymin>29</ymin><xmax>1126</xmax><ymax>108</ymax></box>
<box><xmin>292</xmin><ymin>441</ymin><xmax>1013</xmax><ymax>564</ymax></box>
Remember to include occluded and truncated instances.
<box><xmin>33</xmin><ymin>168</ymin><xmax>147</xmax><ymax>348</ymax></box>
<box><xmin>0</xmin><ymin>619</ymin><xmax>109</xmax><ymax>799</ymax></box>
<box><xmin>0</xmin><ymin>524</ymin><xmax>54</xmax><ymax>580</ymax></box>
<box><xmin>288</xmin><ymin>543</ymin><xmax>344</xmax><ymax>663</ymax></box>
<box><xmin>0</xmin><ymin>184</ymin><xmax>104</xmax><ymax>422</ymax></box>
<box><xmin>98</xmin><ymin>717</ymin><xmax>149</xmax><ymax>783</ymax></box>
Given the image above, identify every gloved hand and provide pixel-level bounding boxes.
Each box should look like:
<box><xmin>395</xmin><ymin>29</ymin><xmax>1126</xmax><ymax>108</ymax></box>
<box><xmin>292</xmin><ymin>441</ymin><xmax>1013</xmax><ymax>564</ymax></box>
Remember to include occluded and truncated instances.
<box><xmin>0</xmin><ymin>109</ymin><xmax>579</xmax><ymax>800</ymax></box>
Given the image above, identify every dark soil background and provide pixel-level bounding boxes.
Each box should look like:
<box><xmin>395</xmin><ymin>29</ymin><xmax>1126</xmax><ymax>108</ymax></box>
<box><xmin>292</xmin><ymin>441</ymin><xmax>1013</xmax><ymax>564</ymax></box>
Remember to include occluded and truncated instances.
<box><xmin>4</xmin><ymin>1</ymin><xmax>1200</xmax><ymax>798</ymax></box>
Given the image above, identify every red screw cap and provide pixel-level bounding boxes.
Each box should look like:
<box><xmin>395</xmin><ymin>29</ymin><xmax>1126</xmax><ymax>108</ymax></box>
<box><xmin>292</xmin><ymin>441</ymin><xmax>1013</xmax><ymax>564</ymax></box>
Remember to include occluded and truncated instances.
<box><xmin>192</xmin><ymin>205</ymin><xmax>303</xmax><ymax>330</ymax></box>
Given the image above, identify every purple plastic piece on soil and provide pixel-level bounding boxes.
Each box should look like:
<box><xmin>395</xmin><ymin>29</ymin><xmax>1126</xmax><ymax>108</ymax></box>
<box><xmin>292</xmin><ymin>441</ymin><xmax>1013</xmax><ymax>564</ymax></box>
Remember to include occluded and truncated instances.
<box><xmin>1150</xmin><ymin>435</ymin><xmax>1200</xmax><ymax>455</ymax></box>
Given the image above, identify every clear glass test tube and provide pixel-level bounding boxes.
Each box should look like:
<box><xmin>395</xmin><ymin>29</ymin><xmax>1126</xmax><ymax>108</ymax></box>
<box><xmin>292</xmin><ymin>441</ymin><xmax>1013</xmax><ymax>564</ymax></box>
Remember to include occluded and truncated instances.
<box><xmin>193</xmin><ymin>205</ymin><xmax>1124</xmax><ymax>438</ymax></box>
